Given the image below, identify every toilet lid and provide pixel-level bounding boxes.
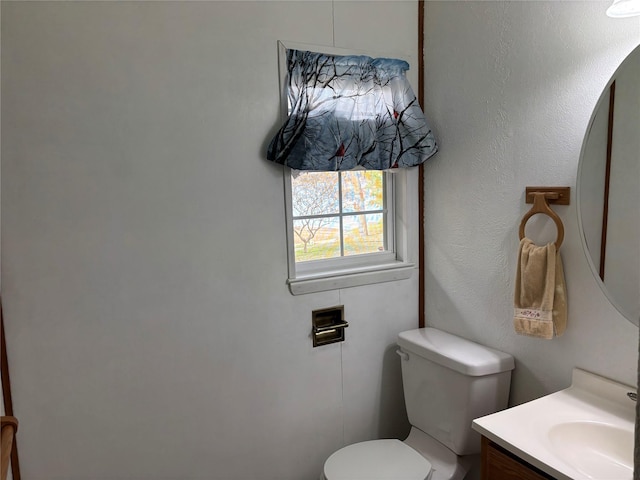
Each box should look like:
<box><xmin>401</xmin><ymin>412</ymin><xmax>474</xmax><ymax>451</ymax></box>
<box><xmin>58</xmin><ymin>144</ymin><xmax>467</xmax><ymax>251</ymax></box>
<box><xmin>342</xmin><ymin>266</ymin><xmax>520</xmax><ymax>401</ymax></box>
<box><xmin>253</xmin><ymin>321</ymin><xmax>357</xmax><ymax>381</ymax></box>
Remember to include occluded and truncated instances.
<box><xmin>323</xmin><ymin>439</ymin><xmax>432</xmax><ymax>480</ymax></box>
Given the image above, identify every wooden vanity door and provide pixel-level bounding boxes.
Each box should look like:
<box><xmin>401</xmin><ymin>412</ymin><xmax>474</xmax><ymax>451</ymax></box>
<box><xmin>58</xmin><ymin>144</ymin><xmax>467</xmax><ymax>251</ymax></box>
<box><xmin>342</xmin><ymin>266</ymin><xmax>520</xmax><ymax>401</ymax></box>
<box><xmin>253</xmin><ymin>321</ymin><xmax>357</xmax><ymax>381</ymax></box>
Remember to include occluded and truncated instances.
<box><xmin>481</xmin><ymin>437</ymin><xmax>556</xmax><ymax>480</ymax></box>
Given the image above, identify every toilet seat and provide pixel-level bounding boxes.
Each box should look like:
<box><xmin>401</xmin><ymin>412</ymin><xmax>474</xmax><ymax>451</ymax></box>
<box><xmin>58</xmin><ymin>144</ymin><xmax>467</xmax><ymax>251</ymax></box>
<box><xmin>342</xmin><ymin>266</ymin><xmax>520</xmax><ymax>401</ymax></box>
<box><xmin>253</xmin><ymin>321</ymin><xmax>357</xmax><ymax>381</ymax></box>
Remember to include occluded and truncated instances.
<box><xmin>323</xmin><ymin>439</ymin><xmax>432</xmax><ymax>480</ymax></box>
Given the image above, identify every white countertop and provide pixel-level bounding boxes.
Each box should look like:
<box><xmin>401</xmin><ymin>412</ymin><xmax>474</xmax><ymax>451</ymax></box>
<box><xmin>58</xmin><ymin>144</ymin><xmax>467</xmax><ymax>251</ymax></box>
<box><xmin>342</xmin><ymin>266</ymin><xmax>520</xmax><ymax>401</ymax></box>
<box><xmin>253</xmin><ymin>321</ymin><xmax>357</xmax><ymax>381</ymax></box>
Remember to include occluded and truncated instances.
<box><xmin>472</xmin><ymin>368</ymin><xmax>636</xmax><ymax>480</ymax></box>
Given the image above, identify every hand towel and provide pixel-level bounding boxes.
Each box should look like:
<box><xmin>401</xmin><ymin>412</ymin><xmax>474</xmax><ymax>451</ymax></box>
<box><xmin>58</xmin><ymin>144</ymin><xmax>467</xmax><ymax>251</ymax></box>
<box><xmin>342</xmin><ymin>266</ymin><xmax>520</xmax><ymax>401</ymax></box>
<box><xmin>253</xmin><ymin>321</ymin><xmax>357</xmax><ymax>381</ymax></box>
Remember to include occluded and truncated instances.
<box><xmin>514</xmin><ymin>238</ymin><xmax>567</xmax><ymax>338</ymax></box>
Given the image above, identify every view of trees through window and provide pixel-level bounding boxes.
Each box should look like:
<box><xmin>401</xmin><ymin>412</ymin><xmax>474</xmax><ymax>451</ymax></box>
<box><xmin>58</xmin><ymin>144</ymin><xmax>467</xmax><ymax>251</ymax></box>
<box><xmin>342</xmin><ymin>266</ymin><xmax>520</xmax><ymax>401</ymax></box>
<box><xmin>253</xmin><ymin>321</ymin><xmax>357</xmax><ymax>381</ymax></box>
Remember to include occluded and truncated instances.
<box><xmin>291</xmin><ymin>171</ymin><xmax>386</xmax><ymax>262</ymax></box>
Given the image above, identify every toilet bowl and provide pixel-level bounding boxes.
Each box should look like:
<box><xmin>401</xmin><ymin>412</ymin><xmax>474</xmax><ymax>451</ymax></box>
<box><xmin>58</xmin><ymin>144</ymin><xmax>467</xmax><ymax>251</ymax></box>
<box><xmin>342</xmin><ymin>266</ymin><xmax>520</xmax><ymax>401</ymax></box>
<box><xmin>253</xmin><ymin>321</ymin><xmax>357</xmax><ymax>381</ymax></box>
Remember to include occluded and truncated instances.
<box><xmin>321</xmin><ymin>428</ymin><xmax>468</xmax><ymax>480</ymax></box>
<box><xmin>321</xmin><ymin>438</ymin><xmax>431</xmax><ymax>480</ymax></box>
<box><xmin>321</xmin><ymin>328</ymin><xmax>514</xmax><ymax>480</ymax></box>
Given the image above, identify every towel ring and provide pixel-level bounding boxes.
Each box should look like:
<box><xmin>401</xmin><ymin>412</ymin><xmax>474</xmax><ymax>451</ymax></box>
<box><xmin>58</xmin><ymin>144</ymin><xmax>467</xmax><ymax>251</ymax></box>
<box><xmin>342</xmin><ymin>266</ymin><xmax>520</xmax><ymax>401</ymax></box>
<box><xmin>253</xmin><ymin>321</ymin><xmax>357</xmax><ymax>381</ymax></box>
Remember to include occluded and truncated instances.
<box><xmin>519</xmin><ymin>192</ymin><xmax>564</xmax><ymax>249</ymax></box>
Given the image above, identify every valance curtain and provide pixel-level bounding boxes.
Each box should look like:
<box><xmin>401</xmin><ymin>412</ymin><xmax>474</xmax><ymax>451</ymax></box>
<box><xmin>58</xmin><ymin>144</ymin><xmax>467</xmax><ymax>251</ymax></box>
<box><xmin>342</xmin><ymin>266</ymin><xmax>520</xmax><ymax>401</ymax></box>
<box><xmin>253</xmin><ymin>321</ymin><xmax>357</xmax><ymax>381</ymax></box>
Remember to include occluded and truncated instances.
<box><xmin>267</xmin><ymin>49</ymin><xmax>438</xmax><ymax>171</ymax></box>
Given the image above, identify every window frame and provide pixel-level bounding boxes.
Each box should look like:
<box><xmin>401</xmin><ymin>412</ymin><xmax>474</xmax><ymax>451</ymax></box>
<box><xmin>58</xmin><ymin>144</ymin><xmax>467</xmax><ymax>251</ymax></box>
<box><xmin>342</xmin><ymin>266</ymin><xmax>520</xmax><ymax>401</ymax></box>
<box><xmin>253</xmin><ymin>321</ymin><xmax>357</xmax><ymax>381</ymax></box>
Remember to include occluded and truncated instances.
<box><xmin>277</xmin><ymin>41</ymin><xmax>418</xmax><ymax>295</ymax></box>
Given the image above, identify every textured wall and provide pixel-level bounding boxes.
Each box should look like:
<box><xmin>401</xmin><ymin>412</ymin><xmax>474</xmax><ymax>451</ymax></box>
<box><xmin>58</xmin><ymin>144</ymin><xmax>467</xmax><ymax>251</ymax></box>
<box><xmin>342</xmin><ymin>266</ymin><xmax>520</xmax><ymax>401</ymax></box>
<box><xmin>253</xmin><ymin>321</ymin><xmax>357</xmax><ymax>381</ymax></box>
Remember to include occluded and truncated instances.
<box><xmin>1</xmin><ymin>2</ymin><xmax>420</xmax><ymax>479</ymax></box>
<box><xmin>423</xmin><ymin>1</ymin><xmax>640</xmax><ymax>405</ymax></box>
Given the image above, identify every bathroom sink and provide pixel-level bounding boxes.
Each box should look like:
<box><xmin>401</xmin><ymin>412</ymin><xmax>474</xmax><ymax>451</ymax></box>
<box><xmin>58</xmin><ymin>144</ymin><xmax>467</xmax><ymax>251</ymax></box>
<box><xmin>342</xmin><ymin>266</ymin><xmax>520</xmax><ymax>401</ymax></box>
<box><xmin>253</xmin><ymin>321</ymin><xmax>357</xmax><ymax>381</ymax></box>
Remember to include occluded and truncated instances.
<box><xmin>548</xmin><ymin>421</ymin><xmax>633</xmax><ymax>479</ymax></box>
<box><xmin>472</xmin><ymin>368</ymin><xmax>636</xmax><ymax>480</ymax></box>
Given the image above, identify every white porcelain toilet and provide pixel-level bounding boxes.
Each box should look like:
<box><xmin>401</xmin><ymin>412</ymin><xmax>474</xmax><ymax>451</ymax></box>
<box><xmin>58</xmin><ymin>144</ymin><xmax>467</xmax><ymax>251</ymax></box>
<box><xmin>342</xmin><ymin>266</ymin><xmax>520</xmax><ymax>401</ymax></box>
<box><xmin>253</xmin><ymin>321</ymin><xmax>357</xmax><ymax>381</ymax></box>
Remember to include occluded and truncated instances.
<box><xmin>321</xmin><ymin>327</ymin><xmax>515</xmax><ymax>480</ymax></box>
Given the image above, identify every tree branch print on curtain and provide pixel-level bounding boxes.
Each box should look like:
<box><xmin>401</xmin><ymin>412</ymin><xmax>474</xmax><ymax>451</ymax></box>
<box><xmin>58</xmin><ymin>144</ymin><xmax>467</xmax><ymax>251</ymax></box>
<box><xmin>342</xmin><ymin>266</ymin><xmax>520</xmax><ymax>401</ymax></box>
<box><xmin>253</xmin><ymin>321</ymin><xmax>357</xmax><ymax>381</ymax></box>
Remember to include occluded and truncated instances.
<box><xmin>267</xmin><ymin>49</ymin><xmax>438</xmax><ymax>171</ymax></box>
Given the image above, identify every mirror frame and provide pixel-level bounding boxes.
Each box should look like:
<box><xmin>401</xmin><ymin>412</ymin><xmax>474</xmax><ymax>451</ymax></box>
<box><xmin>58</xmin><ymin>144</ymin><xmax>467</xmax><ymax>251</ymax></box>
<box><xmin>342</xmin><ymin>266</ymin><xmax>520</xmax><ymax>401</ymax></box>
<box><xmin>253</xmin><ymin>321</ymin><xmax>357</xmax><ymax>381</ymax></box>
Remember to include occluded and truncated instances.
<box><xmin>576</xmin><ymin>43</ymin><xmax>640</xmax><ymax>326</ymax></box>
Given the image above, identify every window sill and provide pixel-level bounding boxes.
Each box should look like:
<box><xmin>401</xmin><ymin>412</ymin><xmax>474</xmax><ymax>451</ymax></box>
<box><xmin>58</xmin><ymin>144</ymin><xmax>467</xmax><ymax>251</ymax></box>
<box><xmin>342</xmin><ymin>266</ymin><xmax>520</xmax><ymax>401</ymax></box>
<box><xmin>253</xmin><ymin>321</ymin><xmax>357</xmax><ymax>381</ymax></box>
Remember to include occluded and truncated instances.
<box><xmin>287</xmin><ymin>261</ymin><xmax>415</xmax><ymax>295</ymax></box>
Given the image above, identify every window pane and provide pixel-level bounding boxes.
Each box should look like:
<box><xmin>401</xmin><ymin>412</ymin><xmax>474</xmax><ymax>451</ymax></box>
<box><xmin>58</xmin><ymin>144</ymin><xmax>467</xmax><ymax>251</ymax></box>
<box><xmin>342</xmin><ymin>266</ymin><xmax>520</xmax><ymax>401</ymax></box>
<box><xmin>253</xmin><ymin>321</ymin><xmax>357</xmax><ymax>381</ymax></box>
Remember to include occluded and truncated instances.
<box><xmin>341</xmin><ymin>171</ymin><xmax>384</xmax><ymax>213</ymax></box>
<box><xmin>343</xmin><ymin>213</ymin><xmax>385</xmax><ymax>256</ymax></box>
<box><xmin>291</xmin><ymin>172</ymin><xmax>339</xmax><ymax>217</ymax></box>
<box><xmin>294</xmin><ymin>217</ymin><xmax>341</xmax><ymax>262</ymax></box>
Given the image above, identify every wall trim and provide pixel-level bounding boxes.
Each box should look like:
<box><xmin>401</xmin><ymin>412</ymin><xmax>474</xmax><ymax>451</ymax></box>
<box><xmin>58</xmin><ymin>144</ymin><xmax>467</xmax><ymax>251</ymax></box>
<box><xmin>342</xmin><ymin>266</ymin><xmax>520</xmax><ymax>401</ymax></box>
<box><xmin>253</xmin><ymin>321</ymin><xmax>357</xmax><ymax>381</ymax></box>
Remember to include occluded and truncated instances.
<box><xmin>418</xmin><ymin>0</ymin><xmax>426</xmax><ymax>328</ymax></box>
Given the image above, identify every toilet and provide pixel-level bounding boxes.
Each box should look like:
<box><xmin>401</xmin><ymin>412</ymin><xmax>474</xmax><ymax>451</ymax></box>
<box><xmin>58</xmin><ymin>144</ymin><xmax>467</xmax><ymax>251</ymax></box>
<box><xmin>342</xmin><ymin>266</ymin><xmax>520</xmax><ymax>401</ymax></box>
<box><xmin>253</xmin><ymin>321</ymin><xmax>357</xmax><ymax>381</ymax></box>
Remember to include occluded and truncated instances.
<box><xmin>322</xmin><ymin>327</ymin><xmax>515</xmax><ymax>480</ymax></box>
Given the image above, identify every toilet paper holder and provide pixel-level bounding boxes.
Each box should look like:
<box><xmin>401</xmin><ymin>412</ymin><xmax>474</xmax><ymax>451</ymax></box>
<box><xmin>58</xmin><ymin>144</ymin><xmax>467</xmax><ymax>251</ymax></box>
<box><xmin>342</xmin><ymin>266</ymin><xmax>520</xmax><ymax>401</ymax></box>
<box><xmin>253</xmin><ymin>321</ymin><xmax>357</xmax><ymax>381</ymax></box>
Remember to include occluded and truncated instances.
<box><xmin>312</xmin><ymin>306</ymin><xmax>349</xmax><ymax>347</ymax></box>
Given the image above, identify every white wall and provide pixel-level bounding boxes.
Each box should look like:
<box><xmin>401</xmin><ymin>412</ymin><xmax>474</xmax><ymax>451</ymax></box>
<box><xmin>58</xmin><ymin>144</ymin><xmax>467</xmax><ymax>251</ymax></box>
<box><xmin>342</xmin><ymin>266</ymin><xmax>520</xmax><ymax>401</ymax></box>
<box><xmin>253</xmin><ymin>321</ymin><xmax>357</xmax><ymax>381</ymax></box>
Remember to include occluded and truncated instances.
<box><xmin>423</xmin><ymin>1</ymin><xmax>640</xmax><ymax>405</ymax></box>
<box><xmin>1</xmin><ymin>2</ymin><xmax>421</xmax><ymax>479</ymax></box>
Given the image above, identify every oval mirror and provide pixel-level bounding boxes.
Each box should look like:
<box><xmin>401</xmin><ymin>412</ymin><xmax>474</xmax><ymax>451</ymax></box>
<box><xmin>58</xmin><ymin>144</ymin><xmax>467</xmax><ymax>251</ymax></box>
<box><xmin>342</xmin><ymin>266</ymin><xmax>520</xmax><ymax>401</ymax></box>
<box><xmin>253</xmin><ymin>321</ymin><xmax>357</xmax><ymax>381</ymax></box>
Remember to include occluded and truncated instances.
<box><xmin>577</xmin><ymin>44</ymin><xmax>640</xmax><ymax>326</ymax></box>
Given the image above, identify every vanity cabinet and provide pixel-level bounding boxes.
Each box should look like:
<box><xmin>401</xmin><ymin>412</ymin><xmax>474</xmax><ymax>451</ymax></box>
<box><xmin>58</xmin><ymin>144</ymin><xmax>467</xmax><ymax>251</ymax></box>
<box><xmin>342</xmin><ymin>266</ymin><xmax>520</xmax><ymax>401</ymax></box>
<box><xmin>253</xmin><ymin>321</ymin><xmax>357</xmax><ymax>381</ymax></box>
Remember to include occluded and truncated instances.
<box><xmin>481</xmin><ymin>437</ymin><xmax>556</xmax><ymax>480</ymax></box>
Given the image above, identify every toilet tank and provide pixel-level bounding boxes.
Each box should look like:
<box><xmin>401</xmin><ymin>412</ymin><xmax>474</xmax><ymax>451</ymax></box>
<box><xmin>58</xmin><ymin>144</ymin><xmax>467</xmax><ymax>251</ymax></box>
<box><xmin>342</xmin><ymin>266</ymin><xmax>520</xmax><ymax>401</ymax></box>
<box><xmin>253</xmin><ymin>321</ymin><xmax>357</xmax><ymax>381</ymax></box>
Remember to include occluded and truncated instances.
<box><xmin>397</xmin><ymin>328</ymin><xmax>514</xmax><ymax>456</ymax></box>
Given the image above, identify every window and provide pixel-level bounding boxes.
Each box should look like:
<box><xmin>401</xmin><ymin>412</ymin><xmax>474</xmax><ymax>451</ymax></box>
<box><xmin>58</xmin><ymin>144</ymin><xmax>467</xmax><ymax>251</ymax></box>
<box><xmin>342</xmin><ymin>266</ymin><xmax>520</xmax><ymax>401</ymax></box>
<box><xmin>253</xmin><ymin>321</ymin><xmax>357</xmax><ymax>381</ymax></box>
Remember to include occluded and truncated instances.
<box><xmin>292</xmin><ymin>170</ymin><xmax>393</xmax><ymax>266</ymax></box>
<box><xmin>272</xmin><ymin>42</ymin><xmax>424</xmax><ymax>294</ymax></box>
<box><xmin>285</xmin><ymin>167</ymin><xmax>417</xmax><ymax>295</ymax></box>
